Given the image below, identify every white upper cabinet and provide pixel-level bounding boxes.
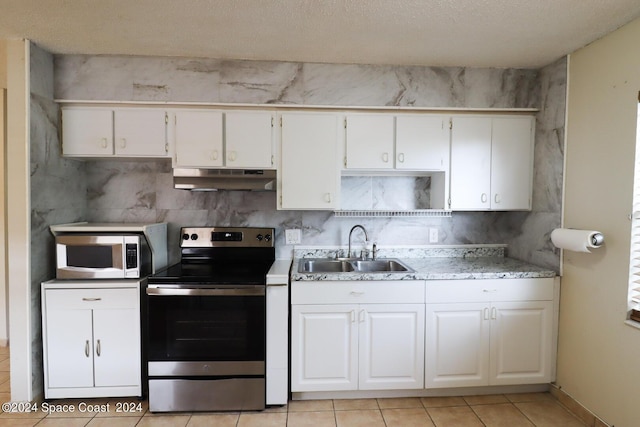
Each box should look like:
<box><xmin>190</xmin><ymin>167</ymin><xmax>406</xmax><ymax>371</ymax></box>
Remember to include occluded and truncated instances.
<box><xmin>450</xmin><ymin>116</ymin><xmax>493</xmax><ymax>210</ymax></box>
<box><xmin>279</xmin><ymin>112</ymin><xmax>341</xmax><ymax>210</ymax></box>
<box><xmin>226</xmin><ymin>111</ymin><xmax>275</xmax><ymax>168</ymax></box>
<box><xmin>62</xmin><ymin>108</ymin><xmax>114</xmax><ymax>156</ymax></box>
<box><xmin>345</xmin><ymin>114</ymin><xmax>395</xmax><ymax>169</ymax></box>
<box><xmin>114</xmin><ymin>109</ymin><xmax>168</xmax><ymax>157</ymax></box>
<box><xmin>344</xmin><ymin>113</ymin><xmax>449</xmax><ymax>172</ymax></box>
<box><xmin>450</xmin><ymin>115</ymin><xmax>534</xmax><ymax>211</ymax></box>
<box><xmin>490</xmin><ymin>116</ymin><xmax>535</xmax><ymax>210</ymax></box>
<box><xmin>173</xmin><ymin>110</ymin><xmax>275</xmax><ymax>169</ymax></box>
<box><xmin>395</xmin><ymin>115</ymin><xmax>449</xmax><ymax>171</ymax></box>
<box><xmin>62</xmin><ymin>107</ymin><xmax>168</xmax><ymax>158</ymax></box>
<box><xmin>174</xmin><ymin>110</ymin><xmax>224</xmax><ymax>167</ymax></box>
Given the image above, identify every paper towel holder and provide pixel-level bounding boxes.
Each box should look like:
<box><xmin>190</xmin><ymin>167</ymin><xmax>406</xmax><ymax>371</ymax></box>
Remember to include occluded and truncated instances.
<box><xmin>591</xmin><ymin>233</ymin><xmax>605</xmax><ymax>246</ymax></box>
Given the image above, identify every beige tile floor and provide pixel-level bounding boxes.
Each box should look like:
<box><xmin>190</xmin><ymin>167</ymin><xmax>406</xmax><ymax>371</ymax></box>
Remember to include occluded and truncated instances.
<box><xmin>0</xmin><ymin>346</ymin><xmax>588</xmax><ymax>426</ymax></box>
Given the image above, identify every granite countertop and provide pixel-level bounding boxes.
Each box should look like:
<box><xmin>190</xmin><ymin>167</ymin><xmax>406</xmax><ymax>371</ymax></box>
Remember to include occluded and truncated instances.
<box><xmin>290</xmin><ymin>245</ymin><xmax>557</xmax><ymax>281</ymax></box>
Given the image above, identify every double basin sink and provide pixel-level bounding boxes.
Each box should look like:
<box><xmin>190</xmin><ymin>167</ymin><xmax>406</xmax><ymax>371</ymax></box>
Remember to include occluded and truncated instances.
<box><xmin>299</xmin><ymin>258</ymin><xmax>413</xmax><ymax>274</ymax></box>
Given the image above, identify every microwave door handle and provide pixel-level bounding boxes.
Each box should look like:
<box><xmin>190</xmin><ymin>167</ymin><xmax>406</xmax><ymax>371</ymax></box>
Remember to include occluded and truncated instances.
<box><xmin>146</xmin><ymin>287</ymin><xmax>265</xmax><ymax>297</ymax></box>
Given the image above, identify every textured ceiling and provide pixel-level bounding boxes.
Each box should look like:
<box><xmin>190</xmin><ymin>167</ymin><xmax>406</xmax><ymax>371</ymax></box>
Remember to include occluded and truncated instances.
<box><xmin>1</xmin><ymin>0</ymin><xmax>640</xmax><ymax>68</ymax></box>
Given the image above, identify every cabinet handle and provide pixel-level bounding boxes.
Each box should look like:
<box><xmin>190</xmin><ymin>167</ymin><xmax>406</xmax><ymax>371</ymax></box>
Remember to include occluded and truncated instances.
<box><xmin>119</xmin><ymin>138</ymin><xmax>127</xmax><ymax>149</ymax></box>
<box><xmin>211</xmin><ymin>150</ymin><xmax>218</xmax><ymax>161</ymax></box>
<box><xmin>84</xmin><ymin>340</ymin><xmax>90</xmax><ymax>358</ymax></box>
<box><xmin>482</xmin><ymin>289</ymin><xmax>497</xmax><ymax>293</ymax></box>
<box><xmin>491</xmin><ymin>307</ymin><xmax>497</xmax><ymax>320</ymax></box>
<box><xmin>324</xmin><ymin>193</ymin><xmax>332</xmax><ymax>203</ymax></box>
<box><xmin>483</xmin><ymin>308</ymin><xmax>490</xmax><ymax>320</ymax></box>
<box><xmin>359</xmin><ymin>309</ymin><xmax>366</xmax><ymax>323</ymax></box>
<box><xmin>494</xmin><ymin>194</ymin><xmax>501</xmax><ymax>204</ymax></box>
<box><xmin>350</xmin><ymin>310</ymin><xmax>356</xmax><ymax>323</ymax></box>
<box><xmin>398</xmin><ymin>153</ymin><xmax>405</xmax><ymax>163</ymax></box>
<box><xmin>96</xmin><ymin>339</ymin><xmax>101</xmax><ymax>357</ymax></box>
<box><xmin>382</xmin><ymin>152</ymin><xmax>389</xmax><ymax>163</ymax></box>
<box><xmin>350</xmin><ymin>291</ymin><xmax>365</xmax><ymax>296</ymax></box>
<box><xmin>481</xmin><ymin>193</ymin><xmax>488</xmax><ymax>203</ymax></box>
<box><xmin>228</xmin><ymin>151</ymin><xmax>237</xmax><ymax>162</ymax></box>
<box><xmin>100</xmin><ymin>138</ymin><xmax>108</xmax><ymax>149</ymax></box>
<box><xmin>82</xmin><ymin>297</ymin><xmax>102</xmax><ymax>301</ymax></box>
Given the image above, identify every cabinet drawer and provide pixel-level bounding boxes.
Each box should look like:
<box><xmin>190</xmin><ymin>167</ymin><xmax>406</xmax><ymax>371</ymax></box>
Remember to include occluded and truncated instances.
<box><xmin>426</xmin><ymin>278</ymin><xmax>554</xmax><ymax>303</ymax></box>
<box><xmin>292</xmin><ymin>281</ymin><xmax>425</xmax><ymax>304</ymax></box>
<box><xmin>45</xmin><ymin>288</ymin><xmax>139</xmax><ymax>310</ymax></box>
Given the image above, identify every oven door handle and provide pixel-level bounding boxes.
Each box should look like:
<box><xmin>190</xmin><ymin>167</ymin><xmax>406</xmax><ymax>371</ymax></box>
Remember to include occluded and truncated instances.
<box><xmin>146</xmin><ymin>287</ymin><xmax>265</xmax><ymax>297</ymax></box>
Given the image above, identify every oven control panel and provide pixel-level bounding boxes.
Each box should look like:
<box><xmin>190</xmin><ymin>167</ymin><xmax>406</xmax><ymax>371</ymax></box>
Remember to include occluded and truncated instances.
<box><xmin>180</xmin><ymin>227</ymin><xmax>275</xmax><ymax>248</ymax></box>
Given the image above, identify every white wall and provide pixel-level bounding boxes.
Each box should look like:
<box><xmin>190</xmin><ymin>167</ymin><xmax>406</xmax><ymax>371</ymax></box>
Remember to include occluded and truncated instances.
<box><xmin>560</xmin><ymin>17</ymin><xmax>640</xmax><ymax>427</ymax></box>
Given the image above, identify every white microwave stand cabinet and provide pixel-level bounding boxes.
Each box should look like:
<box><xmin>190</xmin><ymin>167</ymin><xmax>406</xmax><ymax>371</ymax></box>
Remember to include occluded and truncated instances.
<box><xmin>41</xmin><ymin>280</ymin><xmax>142</xmax><ymax>398</ymax></box>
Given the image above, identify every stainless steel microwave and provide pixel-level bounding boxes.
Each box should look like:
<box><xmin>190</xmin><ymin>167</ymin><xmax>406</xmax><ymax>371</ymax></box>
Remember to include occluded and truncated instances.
<box><xmin>55</xmin><ymin>234</ymin><xmax>151</xmax><ymax>279</ymax></box>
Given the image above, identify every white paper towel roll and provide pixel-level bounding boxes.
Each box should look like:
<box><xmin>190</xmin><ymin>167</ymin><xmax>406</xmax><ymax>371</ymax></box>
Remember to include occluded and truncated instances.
<box><xmin>550</xmin><ymin>228</ymin><xmax>604</xmax><ymax>253</ymax></box>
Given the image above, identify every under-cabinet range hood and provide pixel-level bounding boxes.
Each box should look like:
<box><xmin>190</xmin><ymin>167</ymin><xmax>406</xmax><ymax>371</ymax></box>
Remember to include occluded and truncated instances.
<box><xmin>173</xmin><ymin>168</ymin><xmax>276</xmax><ymax>191</ymax></box>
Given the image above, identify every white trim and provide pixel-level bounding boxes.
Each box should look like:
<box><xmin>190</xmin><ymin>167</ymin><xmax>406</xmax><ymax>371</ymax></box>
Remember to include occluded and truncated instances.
<box><xmin>7</xmin><ymin>39</ymin><xmax>31</xmax><ymax>402</ymax></box>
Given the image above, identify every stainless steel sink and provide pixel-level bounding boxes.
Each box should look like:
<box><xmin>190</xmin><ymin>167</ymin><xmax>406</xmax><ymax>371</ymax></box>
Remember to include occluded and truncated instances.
<box><xmin>352</xmin><ymin>259</ymin><xmax>412</xmax><ymax>272</ymax></box>
<box><xmin>299</xmin><ymin>259</ymin><xmax>355</xmax><ymax>273</ymax></box>
<box><xmin>298</xmin><ymin>258</ymin><xmax>413</xmax><ymax>274</ymax></box>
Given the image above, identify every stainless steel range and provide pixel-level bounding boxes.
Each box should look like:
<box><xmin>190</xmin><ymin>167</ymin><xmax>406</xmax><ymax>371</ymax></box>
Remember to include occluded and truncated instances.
<box><xmin>145</xmin><ymin>226</ymin><xmax>275</xmax><ymax>412</ymax></box>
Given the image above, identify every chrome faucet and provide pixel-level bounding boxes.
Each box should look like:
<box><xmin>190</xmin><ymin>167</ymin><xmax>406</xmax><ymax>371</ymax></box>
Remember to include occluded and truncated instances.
<box><xmin>348</xmin><ymin>225</ymin><xmax>369</xmax><ymax>259</ymax></box>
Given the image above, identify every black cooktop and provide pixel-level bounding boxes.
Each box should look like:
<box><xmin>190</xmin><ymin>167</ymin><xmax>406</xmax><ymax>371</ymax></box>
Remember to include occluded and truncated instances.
<box><xmin>148</xmin><ymin>226</ymin><xmax>276</xmax><ymax>286</ymax></box>
<box><xmin>148</xmin><ymin>259</ymin><xmax>274</xmax><ymax>286</ymax></box>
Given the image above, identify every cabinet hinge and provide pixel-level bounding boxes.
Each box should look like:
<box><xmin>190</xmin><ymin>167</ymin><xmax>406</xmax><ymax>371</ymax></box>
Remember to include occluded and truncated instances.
<box><xmin>344</xmin><ymin>118</ymin><xmax>347</xmax><ymax>129</ymax></box>
<box><xmin>271</xmin><ymin>116</ymin><xmax>274</xmax><ymax>127</ymax></box>
<box><xmin>165</xmin><ymin>143</ymin><xmax>169</xmax><ymax>153</ymax></box>
<box><xmin>448</xmin><ymin>198</ymin><xmax>452</xmax><ymax>208</ymax></box>
<box><xmin>449</xmin><ymin>119</ymin><xmax>453</xmax><ymax>130</ymax></box>
<box><xmin>280</xmin><ymin>116</ymin><xmax>283</xmax><ymax>127</ymax></box>
<box><xmin>271</xmin><ymin>155</ymin><xmax>275</xmax><ymax>166</ymax></box>
<box><xmin>165</xmin><ymin>113</ymin><xmax>169</xmax><ymax>124</ymax></box>
<box><xmin>344</xmin><ymin>157</ymin><xmax>347</xmax><ymax>167</ymax></box>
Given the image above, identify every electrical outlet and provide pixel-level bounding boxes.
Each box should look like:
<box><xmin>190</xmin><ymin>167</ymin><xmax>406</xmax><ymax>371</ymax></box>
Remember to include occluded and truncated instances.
<box><xmin>429</xmin><ymin>228</ymin><xmax>438</xmax><ymax>243</ymax></box>
<box><xmin>285</xmin><ymin>229</ymin><xmax>302</xmax><ymax>245</ymax></box>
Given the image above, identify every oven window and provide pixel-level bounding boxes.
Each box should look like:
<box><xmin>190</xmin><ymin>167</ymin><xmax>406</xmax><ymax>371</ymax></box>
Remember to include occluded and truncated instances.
<box><xmin>66</xmin><ymin>245</ymin><xmax>114</xmax><ymax>268</ymax></box>
<box><xmin>147</xmin><ymin>294</ymin><xmax>265</xmax><ymax>362</ymax></box>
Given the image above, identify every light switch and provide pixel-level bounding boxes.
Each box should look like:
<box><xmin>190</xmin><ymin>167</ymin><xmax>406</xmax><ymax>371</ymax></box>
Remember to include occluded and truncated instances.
<box><xmin>429</xmin><ymin>228</ymin><xmax>438</xmax><ymax>243</ymax></box>
<box><xmin>285</xmin><ymin>229</ymin><xmax>302</xmax><ymax>245</ymax></box>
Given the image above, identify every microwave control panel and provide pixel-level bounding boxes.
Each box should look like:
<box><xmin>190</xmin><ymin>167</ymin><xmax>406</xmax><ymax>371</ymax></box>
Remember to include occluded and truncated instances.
<box><xmin>126</xmin><ymin>243</ymin><xmax>138</xmax><ymax>269</ymax></box>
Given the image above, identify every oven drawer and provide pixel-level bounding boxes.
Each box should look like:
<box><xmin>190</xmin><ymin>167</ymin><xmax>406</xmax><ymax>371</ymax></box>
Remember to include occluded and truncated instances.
<box><xmin>45</xmin><ymin>288</ymin><xmax>139</xmax><ymax>310</ymax></box>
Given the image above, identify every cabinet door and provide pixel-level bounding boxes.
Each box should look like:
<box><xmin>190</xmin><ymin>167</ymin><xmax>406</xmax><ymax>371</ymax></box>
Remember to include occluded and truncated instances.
<box><xmin>490</xmin><ymin>301</ymin><xmax>553</xmax><ymax>385</ymax></box>
<box><xmin>490</xmin><ymin>116</ymin><xmax>534</xmax><ymax>210</ymax></box>
<box><xmin>425</xmin><ymin>303</ymin><xmax>490</xmax><ymax>388</ymax></box>
<box><xmin>395</xmin><ymin>115</ymin><xmax>449</xmax><ymax>171</ymax></box>
<box><xmin>450</xmin><ymin>116</ymin><xmax>492</xmax><ymax>210</ymax></box>
<box><xmin>225</xmin><ymin>111</ymin><xmax>275</xmax><ymax>168</ymax></box>
<box><xmin>114</xmin><ymin>109</ymin><xmax>168</xmax><ymax>157</ymax></box>
<box><xmin>345</xmin><ymin>114</ymin><xmax>394</xmax><ymax>169</ymax></box>
<box><xmin>44</xmin><ymin>307</ymin><xmax>95</xmax><ymax>388</ymax></box>
<box><xmin>174</xmin><ymin>110</ymin><xmax>224</xmax><ymax>167</ymax></box>
<box><xmin>359</xmin><ymin>304</ymin><xmax>425</xmax><ymax>390</ymax></box>
<box><xmin>62</xmin><ymin>108</ymin><xmax>114</xmax><ymax>156</ymax></box>
<box><xmin>291</xmin><ymin>304</ymin><xmax>358</xmax><ymax>391</ymax></box>
<box><xmin>93</xmin><ymin>308</ymin><xmax>141</xmax><ymax>388</ymax></box>
<box><xmin>280</xmin><ymin>113</ymin><xmax>341</xmax><ymax>209</ymax></box>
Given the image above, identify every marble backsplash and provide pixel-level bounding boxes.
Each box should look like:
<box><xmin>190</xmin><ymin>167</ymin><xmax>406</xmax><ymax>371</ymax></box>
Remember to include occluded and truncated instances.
<box><xmin>49</xmin><ymin>53</ymin><xmax>565</xmax><ymax>269</ymax></box>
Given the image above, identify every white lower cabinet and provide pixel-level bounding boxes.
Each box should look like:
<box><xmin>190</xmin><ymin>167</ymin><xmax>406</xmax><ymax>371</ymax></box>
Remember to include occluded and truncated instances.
<box><xmin>425</xmin><ymin>278</ymin><xmax>555</xmax><ymax>388</ymax></box>
<box><xmin>291</xmin><ymin>281</ymin><xmax>425</xmax><ymax>392</ymax></box>
<box><xmin>42</xmin><ymin>281</ymin><xmax>142</xmax><ymax>398</ymax></box>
